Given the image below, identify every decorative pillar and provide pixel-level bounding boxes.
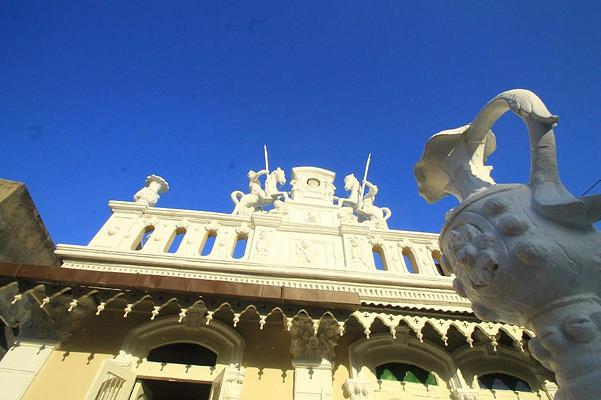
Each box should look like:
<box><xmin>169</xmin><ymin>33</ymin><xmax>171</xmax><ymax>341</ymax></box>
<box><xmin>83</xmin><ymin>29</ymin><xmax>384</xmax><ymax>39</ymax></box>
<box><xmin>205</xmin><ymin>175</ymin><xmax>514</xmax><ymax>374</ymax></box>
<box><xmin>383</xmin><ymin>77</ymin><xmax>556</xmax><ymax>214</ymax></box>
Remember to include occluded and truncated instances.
<box><xmin>415</xmin><ymin>89</ymin><xmax>601</xmax><ymax>400</ymax></box>
<box><xmin>289</xmin><ymin>315</ymin><xmax>340</xmax><ymax>400</ymax></box>
<box><xmin>0</xmin><ymin>339</ymin><xmax>57</xmax><ymax>399</ymax></box>
<box><xmin>450</xmin><ymin>388</ymin><xmax>480</xmax><ymax>400</ymax></box>
<box><xmin>221</xmin><ymin>365</ymin><xmax>246</xmax><ymax>400</ymax></box>
<box><xmin>292</xmin><ymin>359</ymin><xmax>334</xmax><ymax>400</ymax></box>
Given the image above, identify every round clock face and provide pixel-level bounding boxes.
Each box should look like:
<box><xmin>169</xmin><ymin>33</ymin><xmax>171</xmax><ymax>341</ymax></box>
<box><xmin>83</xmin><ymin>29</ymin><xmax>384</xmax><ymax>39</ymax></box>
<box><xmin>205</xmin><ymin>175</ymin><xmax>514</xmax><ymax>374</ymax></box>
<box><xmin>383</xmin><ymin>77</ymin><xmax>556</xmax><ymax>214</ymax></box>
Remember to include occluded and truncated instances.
<box><xmin>307</xmin><ymin>178</ymin><xmax>321</xmax><ymax>187</ymax></box>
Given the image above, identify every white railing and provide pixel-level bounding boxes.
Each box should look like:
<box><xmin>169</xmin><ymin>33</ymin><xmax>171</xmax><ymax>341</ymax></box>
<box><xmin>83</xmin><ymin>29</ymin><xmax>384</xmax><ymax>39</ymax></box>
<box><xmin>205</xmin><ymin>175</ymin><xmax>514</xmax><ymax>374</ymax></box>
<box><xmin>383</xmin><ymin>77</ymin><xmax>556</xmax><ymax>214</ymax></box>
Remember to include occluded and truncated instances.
<box><xmin>84</xmin><ymin>201</ymin><xmax>447</xmax><ymax>278</ymax></box>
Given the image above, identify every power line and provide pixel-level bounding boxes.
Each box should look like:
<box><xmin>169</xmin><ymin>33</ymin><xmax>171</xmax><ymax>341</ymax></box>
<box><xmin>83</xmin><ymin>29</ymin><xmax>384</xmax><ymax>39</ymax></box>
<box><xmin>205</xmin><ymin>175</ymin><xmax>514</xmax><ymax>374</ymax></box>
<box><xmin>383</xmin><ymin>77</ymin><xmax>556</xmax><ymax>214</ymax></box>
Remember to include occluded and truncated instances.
<box><xmin>582</xmin><ymin>178</ymin><xmax>601</xmax><ymax>196</ymax></box>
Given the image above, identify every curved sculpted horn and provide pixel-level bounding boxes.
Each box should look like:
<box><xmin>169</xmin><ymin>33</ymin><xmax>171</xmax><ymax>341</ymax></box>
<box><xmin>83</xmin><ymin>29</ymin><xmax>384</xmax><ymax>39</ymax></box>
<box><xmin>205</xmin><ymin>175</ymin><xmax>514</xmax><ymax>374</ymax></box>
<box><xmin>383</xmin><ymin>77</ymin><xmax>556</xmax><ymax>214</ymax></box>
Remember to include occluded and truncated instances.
<box><xmin>416</xmin><ymin>89</ymin><xmax>601</xmax><ymax>225</ymax></box>
<box><xmin>467</xmin><ymin>89</ymin><xmax>559</xmax><ymax>187</ymax></box>
<box><xmin>468</xmin><ymin>89</ymin><xmax>601</xmax><ymax>226</ymax></box>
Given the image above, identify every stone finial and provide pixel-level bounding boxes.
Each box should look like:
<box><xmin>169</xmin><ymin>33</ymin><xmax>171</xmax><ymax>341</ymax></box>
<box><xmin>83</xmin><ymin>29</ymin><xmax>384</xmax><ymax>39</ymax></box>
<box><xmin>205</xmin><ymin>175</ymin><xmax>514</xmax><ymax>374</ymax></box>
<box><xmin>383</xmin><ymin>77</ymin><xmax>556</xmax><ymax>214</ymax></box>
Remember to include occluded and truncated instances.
<box><xmin>134</xmin><ymin>175</ymin><xmax>169</xmax><ymax>207</ymax></box>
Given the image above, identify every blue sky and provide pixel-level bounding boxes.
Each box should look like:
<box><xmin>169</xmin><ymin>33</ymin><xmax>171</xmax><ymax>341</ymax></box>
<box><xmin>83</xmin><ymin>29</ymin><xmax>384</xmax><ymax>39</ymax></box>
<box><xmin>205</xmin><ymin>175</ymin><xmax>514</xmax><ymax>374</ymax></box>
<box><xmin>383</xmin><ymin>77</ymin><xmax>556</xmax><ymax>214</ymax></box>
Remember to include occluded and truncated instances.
<box><xmin>2</xmin><ymin>1</ymin><xmax>600</xmax><ymax>245</ymax></box>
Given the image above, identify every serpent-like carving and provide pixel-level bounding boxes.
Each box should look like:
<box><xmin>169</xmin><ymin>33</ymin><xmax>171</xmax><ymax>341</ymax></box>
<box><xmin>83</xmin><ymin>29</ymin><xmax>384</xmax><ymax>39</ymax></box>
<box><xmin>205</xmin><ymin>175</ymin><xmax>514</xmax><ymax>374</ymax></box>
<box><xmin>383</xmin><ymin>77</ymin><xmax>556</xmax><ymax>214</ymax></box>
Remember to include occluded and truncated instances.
<box><xmin>415</xmin><ymin>89</ymin><xmax>601</xmax><ymax>400</ymax></box>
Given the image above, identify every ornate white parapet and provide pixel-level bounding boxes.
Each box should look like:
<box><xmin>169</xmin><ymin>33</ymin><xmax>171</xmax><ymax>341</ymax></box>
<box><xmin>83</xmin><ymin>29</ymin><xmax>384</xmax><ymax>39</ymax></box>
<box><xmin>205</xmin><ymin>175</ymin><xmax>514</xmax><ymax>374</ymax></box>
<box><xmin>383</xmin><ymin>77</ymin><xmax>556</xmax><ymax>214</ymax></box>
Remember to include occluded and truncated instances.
<box><xmin>58</xmin><ymin>164</ymin><xmax>468</xmax><ymax>314</ymax></box>
<box><xmin>415</xmin><ymin>89</ymin><xmax>601</xmax><ymax>400</ymax></box>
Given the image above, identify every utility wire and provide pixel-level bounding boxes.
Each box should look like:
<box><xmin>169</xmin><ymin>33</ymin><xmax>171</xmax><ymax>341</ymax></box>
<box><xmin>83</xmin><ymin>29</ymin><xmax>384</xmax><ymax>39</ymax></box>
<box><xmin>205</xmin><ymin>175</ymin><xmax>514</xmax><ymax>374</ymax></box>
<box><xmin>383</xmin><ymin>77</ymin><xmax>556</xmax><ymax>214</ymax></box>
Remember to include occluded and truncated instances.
<box><xmin>582</xmin><ymin>178</ymin><xmax>601</xmax><ymax>196</ymax></box>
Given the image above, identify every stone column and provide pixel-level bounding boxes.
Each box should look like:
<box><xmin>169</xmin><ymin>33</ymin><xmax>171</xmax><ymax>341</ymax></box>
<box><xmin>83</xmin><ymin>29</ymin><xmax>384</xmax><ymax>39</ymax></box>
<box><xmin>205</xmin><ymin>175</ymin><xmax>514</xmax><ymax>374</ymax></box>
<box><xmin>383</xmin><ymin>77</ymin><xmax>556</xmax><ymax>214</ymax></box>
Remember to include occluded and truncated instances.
<box><xmin>289</xmin><ymin>315</ymin><xmax>340</xmax><ymax>400</ymax></box>
<box><xmin>293</xmin><ymin>359</ymin><xmax>334</xmax><ymax>400</ymax></box>
<box><xmin>0</xmin><ymin>339</ymin><xmax>57</xmax><ymax>400</ymax></box>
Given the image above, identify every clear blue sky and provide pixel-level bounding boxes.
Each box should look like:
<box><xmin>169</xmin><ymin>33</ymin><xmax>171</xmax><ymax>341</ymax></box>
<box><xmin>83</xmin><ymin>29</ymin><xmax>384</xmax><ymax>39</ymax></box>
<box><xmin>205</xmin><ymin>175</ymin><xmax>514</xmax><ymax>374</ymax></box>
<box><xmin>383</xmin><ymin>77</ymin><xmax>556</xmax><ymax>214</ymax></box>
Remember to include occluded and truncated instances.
<box><xmin>2</xmin><ymin>1</ymin><xmax>600</xmax><ymax>245</ymax></box>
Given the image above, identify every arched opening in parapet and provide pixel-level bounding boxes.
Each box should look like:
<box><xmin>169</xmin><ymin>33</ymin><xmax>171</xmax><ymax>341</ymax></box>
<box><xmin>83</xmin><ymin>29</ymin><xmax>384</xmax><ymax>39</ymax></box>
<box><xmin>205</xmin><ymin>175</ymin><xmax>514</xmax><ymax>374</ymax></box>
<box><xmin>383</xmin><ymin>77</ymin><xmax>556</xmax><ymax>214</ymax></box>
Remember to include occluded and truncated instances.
<box><xmin>147</xmin><ymin>342</ymin><xmax>217</xmax><ymax>367</ymax></box>
<box><xmin>166</xmin><ymin>227</ymin><xmax>186</xmax><ymax>254</ymax></box>
<box><xmin>478</xmin><ymin>372</ymin><xmax>533</xmax><ymax>392</ymax></box>
<box><xmin>431</xmin><ymin>250</ymin><xmax>449</xmax><ymax>276</ymax></box>
<box><xmin>372</xmin><ymin>246</ymin><xmax>387</xmax><ymax>271</ymax></box>
<box><xmin>134</xmin><ymin>225</ymin><xmax>155</xmax><ymax>250</ymax></box>
<box><xmin>200</xmin><ymin>231</ymin><xmax>217</xmax><ymax>256</ymax></box>
<box><xmin>232</xmin><ymin>234</ymin><xmax>248</xmax><ymax>259</ymax></box>
<box><xmin>402</xmin><ymin>248</ymin><xmax>418</xmax><ymax>273</ymax></box>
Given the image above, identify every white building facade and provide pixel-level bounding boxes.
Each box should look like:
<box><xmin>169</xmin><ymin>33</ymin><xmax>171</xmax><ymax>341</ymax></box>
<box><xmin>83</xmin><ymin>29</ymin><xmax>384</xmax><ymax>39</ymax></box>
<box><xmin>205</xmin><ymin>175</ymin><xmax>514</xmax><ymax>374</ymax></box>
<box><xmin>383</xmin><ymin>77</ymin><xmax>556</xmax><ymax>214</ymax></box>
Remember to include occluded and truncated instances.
<box><xmin>0</xmin><ymin>166</ymin><xmax>557</xmax><ymax>399</ymax></box>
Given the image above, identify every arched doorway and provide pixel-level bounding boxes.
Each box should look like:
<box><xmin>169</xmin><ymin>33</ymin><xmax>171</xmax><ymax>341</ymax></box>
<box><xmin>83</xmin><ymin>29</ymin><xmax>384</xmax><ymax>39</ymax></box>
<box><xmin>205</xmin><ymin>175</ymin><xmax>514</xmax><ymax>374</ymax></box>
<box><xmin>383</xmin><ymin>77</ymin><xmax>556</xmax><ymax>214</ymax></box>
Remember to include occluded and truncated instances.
<box><xmin>85</xmin><ymin>317</ymin><xmax>245</xmax><ymax>400</ymax></box>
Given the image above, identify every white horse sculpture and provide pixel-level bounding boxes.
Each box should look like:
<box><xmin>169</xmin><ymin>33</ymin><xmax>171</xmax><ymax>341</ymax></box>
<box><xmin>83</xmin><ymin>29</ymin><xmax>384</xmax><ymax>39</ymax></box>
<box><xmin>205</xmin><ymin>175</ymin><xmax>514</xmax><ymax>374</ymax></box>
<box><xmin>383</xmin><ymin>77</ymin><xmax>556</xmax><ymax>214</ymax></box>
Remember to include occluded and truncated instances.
<box><xmin>231</xmin><ymin>167</ymin><xmax>287</xmax><ymax>215</ymax></box>
<box><xmin>338</xmin><ymin>174</ymin><xmax>391</xmax><ymax>228</ymax></box>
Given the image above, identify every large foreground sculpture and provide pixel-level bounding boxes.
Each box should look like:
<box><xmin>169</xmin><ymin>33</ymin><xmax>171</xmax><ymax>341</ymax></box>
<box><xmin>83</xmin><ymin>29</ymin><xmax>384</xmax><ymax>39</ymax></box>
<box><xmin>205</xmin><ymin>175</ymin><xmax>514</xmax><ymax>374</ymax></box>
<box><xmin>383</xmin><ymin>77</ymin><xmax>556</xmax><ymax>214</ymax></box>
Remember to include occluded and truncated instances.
<box><xmin>415</xmin><ymin>89</ymin><xmax>601</xmax><ymax>400</ymax></box>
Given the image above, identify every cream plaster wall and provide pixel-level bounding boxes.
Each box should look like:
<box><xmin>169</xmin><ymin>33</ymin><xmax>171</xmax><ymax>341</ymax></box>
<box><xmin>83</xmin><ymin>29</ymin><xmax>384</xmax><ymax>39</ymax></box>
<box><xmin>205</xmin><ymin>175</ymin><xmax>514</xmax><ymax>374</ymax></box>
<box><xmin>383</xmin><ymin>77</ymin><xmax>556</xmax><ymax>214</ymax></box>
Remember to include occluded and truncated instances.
<box><xmin>332</xmin><ymin>361</ymin><xmax>351</xmax><ymax>399</ymax></box>
<box><xmin>238</xmin><ymin>322</ymin><xmax>294</xmax><ymax>400</ymax></box>
<box><xmin>21</xmin><ymin>308</ymin><xmax>157</xmax><ymax>400</ymax></box>
<box><xmin>22</xmin><ymin>350</ymin><xmax>112</xmax><ymax>400</ymax></box>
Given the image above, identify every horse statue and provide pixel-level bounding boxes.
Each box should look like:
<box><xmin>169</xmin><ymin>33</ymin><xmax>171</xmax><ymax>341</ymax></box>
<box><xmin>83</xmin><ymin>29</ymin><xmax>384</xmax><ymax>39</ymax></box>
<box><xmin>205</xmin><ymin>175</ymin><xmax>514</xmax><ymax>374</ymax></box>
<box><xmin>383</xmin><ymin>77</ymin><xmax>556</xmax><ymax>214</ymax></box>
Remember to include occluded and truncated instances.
<box><xmin>338</xmin><ymin>174</ymin><xmax>361</xmax><ymax>208</ymax></box>
<box><xmin>338</xmin><ymin>174</ymin><xmax>391</xmax><ymax>228</ymax></box>
<box><xmin>231</xmin><ymin>168</ymin><xmax>288</xmax><ymax>215</ymax></box>
<box><xmin>356</xmin><ymin>181</ymin><xmax>392</xmax><ymax>229</ymax></box>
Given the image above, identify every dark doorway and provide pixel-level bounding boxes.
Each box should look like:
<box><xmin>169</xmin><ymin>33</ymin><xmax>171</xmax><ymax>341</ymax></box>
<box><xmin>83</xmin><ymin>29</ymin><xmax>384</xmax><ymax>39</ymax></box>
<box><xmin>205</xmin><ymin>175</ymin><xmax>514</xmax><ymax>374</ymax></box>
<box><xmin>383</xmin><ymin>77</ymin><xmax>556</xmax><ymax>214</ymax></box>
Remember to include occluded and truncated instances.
<box><xmin>136</xmin><ymin>378</ymin><xmax>212</xmax><ymax>399</ymax></box>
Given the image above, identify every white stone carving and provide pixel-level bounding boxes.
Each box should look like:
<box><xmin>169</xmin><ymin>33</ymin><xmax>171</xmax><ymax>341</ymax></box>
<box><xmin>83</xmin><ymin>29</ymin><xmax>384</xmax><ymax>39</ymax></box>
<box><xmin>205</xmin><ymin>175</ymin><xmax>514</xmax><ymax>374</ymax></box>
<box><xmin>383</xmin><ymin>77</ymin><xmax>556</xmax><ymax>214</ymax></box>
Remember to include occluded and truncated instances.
<box><xmin>344</xmin><ymin>379</ymin><xmax>371</xmax><ymax>400</ymax></box>
<box><xmin>339</xmin><ymin>175</ymin><xmax>391</xmax><ymax>229</ymax></box>
<box><xmin>235</xmin><ymin>222</ymin><xmax>252</xmax><ymax>236</ymax></box>
<box><xmin>290</xmin><ymin>167</ymin><xmax>336</xmax><ymax>205</ymax></box>
<box><xmin>231</xmin><ymin>168</ymin><xmax>287</xmax><ymax>215</ymax></box>
<box><xmin>348</xmin><ymin>236</ymin><xmax>367</xmax><ymax>268</ymax></box>
<box><xmin>133</xmin><ymin>175</ymin><xmax>169</xmax><ymax>206</ymax></box>
<box><xmin>294</xmin><ymin>240</ymin><xmax>316</xmax><ymax>265</ymax></box>
<box><xmin>356</xmin><ymin>181</ymin><xmax>391</xmax><ymax>229</ymax></box>
<box><xmin>416</xmin><ymin>89</ymin><xmax>601</xmax><ymax>400</ymax></box>
<box><xmin>221</xmin><ymin>366</ymin><xmax>246</xmax><ymax>400</ymax></box>
<box><xmin>450</xmin><ymin>388</ymin><xmax>480</xmax><ymax>400</ymax></box>
<box><xmin>252</xmin><ymin>230</ymin><xmax>272</xmax><ymax>261</ymax></box>
<box><xmin>339</xmin><ymin>174</ymin><xmax>361</xmax><ymax>208</ymax></box>
<box><xmin>289</xmin><ymin>315</ymin><xmax>339</xmax><ymax>362</ymax></box>
<box><xmin>205</xmin><ymin>220</ymin><xmax>221</xmax><ymax>232</ymax></box>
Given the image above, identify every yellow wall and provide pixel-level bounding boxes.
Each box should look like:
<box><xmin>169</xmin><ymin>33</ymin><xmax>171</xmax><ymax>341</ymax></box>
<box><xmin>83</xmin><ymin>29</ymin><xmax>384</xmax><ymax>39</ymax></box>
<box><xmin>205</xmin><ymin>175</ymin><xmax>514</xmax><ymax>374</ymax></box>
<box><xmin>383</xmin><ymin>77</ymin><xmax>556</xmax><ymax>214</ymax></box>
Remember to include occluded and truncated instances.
<box><xmin>237</xmin><ymin>321</ymin><xmax>294</xmax><ymax>400</ymax></box>
<box><xmin>22</xmin><ymin>308</ymin><xmax>149</xmax><ymax>400</ymax></box>
<box><xmin>22</xmin><ymin>351</ymin><xmax>113</xmax><ymax>400</ymax></box>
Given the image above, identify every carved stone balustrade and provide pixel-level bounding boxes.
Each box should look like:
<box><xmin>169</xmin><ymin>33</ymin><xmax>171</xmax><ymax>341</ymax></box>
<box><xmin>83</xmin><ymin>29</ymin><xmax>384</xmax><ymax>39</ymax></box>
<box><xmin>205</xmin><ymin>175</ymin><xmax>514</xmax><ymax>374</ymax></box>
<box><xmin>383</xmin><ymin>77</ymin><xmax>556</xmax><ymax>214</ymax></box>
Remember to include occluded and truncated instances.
<box><xmin>56</xmin><ymin>165</ymin><xmax>472</xmax><ymax>316</ymax></box>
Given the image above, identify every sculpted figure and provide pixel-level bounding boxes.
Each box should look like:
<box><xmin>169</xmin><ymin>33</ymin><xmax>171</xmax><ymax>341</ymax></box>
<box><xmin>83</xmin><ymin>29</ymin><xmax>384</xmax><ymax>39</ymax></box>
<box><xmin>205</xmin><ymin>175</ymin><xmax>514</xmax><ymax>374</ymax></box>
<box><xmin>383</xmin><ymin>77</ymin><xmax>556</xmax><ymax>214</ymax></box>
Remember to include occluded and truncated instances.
<box><xmin>133</xmin><ymin>175</ymin><xmax>169</xmax><ymax>207</ymax></box>
<box><xmin>231</xmin><ymin>168</ymin><xmax>288</xmax><ymax>215</ymax></box>
<box><xmin>338</xmin><ymin>175</ymin><xmax>391</xmax><ymax>228</ymax></box>
<box><xmin>338</xmin><ymin>174</ymin><xmax>361</xmax><ymax>208</ymax></box>
<box><xmin>356</xmin><ymin>181</ymin><xmax>392</xmax><ymax>229</ymax></box>
<box><xmin>415</xmin><ymin>89</ymin><xmax>601</xmax><ymax>400</ymax></box>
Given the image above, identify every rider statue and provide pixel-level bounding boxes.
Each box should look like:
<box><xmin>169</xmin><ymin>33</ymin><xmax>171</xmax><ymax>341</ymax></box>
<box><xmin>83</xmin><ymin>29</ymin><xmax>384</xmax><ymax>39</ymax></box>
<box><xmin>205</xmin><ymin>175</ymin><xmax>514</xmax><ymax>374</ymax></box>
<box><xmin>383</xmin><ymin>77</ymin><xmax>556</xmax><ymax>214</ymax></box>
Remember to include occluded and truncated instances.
<box><xmin>339</xmin><ymin>174</ymin><xmax>391</xmax><ymax>229</ymax></box>
<box><xmin>231</xmin><ymin>167</ymin><xmax>287</xmax><ymax>216</ymax></box>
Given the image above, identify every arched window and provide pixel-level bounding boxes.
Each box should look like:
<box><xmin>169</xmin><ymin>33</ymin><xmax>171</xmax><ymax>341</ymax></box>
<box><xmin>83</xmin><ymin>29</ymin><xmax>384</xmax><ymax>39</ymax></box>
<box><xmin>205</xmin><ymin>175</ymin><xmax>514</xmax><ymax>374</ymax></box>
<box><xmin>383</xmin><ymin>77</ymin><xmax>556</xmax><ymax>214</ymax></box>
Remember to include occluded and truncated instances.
<box><xmin>431</xmin><ymin>250</ymin><xmax>449</xmax><ymax>276</ymax></box>
<box><xmin>166</xmin><ymin>228</ymin><xmax>186</xmax><ymax>254</ymax></box>
<box><xmin>134</xmin><ymin>225</ymin><xmax>155</xmax><ymax>250</ymax></box>
<box><xmin>372</xmin><ymin>246</ymin><xmax>387</xmax><ymax>271</ymax></box>
<box><xmin>147</xmin><ymin>342</ymin><xmax>217</xmax><ymax>367</ymax></box>
<box><xmin>478</xmin><ymin>373</ymin><xmax>532</xmax><ymax>392</ymax></box>
<box><xmin>376</xmin><ymin>362</ymin><xmax>437</xmax><ymax>386</ymax></box>
<box><xmin>232</xmin><ymin>234</ymin><xmax>248</xmax><ymax>259</ymax></box>
<box><xmin>402</xmin><ymin>248</ymin><xmax>418</xmax><ymax>273</ymax></box>
<box><xmin>200</xmin><ymin>231</ymin><xmax>217</xmax><ymax>256</ymax></box>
